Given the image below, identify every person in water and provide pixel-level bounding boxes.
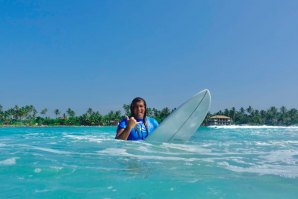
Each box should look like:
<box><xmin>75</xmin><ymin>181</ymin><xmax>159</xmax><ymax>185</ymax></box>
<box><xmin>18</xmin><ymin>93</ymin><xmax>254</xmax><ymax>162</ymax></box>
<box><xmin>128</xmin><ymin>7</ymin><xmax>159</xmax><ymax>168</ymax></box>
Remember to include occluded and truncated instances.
<box><xmin>115</xmin><ymin>97</ymin><xmax>159</xmax><ymax>140</ymax></box>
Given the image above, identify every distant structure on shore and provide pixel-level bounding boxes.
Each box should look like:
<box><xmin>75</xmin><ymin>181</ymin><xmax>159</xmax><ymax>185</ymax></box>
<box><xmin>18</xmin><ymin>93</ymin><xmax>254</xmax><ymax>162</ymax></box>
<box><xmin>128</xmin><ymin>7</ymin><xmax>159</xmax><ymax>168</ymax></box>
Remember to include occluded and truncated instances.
<box><xmin>208</xmin><ymin>115</ymin><xmax>231</xmax><ymax>126</ymax></box>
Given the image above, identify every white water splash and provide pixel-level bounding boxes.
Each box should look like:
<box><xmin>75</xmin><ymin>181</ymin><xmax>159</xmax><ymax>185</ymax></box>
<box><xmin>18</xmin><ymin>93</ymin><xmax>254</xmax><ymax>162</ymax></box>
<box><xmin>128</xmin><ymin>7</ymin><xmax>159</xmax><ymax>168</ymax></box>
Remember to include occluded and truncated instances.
<box><xmin>208</xmin><ymin>125</ymin><xmax>298</xmax><ymax>129</ymax></box>
<box><xmin>0</xmin><ymin>157</ymin><xmax>18</xmax><ymax>166</ymax></box>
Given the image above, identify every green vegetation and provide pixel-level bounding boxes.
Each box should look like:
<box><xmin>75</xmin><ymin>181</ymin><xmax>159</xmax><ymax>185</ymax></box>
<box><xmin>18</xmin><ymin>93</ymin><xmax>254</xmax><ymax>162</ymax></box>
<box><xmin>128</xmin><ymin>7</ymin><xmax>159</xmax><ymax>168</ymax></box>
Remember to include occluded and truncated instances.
<box><xmin>1</xmin><ymin>104</ymin><xmax>297</xmax><ymax>127</ymax></box>
<box><xmin>204</xmin><ymin>106</ymin><xmax>298</xmax><ymax>126</ymax></box>
<box><xmin>0</xmin><ymin>104</ymin><xmax>174</xmax><ymax>126</ymax></box>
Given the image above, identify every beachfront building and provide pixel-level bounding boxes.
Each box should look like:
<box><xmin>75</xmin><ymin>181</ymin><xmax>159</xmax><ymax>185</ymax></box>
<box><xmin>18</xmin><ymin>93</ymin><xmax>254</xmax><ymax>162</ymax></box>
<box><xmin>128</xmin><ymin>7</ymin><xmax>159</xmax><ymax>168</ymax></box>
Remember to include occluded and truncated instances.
<box><xmin>208</xmin><ymin>115</ymin><xmax>231</xmax><ymax>126</ymax></box>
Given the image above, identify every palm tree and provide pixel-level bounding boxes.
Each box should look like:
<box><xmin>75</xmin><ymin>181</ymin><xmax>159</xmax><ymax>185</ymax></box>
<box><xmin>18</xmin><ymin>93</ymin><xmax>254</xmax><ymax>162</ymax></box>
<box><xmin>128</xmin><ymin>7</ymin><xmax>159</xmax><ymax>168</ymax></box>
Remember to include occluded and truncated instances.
<box><xmin>260</xmin><ymin>110</ymin><xmax>266</xmax><ymax>124</ymax></box>
<box><xmin>40</xmin><ymin>108</ymin><xmax>48</xmax><ymax>118</ymax></box>
<box><xmin>216</xmin><ymin>110</ymin><xmax>224</xmax><ymax>115</ymax></box>
<box><xmin>66</xmin><ymin>108</ymin><xmax>75</xmax><ymax>117</ymax></box>
<box><xmin>90</xmin><ymin>111</ymin><xmax>102</xmax><ymax>125</ymax></box>
<box><xmin>280</xmin><ymin>106</ymin><xmax>287</xmax><ymax>114</ymax></box>
<box><xmin>54</xmin><ymin>109</ymin><xmax>61</xmax><ymax>118</ymax></box>
<box><xmin>146</xmin><ymin>107</ymin><xmax>153</xmax><ymax>117</ymax></box>
<box><xmin>87</xmin><ymin>108</ymin><xmax>93</xmax><ymax>116</ymax></box>
<box><xmin>246</xmin><ymin>106</ymin><xmax>253</xmax><ymax>115</ymax></box>
<box><xmin>122</xmin><ymin>104</ymin><xmax>130</xmax><ymax>116</ymax></box>
<box><xmin>30</xmin><ymin>105</ymin><xmax>37</xmax><ymax>118</ymax></box>
<box><xmin>240</xmin><ymin>107</ymin><xmax>245</xmax><ymax>114</ymax></box>
<box><xmin>20</xmin><ymin>106</ymin><xmax>29</xmax><ymax>120</ymax></box>
<box><xmin>0</xmin><ymin>105</ymin><xmax>3</xmax><ymax>123</ymax></box>
<box><xmin>229</xmin><ymin>107</ymin><xmax>236</xmax><ymax>122</ymax></box>
<box><xmin>224</xmin><ymin>108</ymin><xmax>229</xmax><ymax>117</ymax></box>
<box><xmin>24</xmin><ymin>105</ymin><xmax>37</xmax><ymax>120</ymax></box>
<box><xmin>159</xmin><ymin>107</ymin><xmax>171</xmax><ymax>122</ymax></box>
<box><xmin>251</xmin><ymin>109</ymin><xmax>261</xmax><ymax>124</ymax></box>
<box><xmin>152</xmin><ymin>108</ymin><xmax>159</xmax><ymax>119</ymax></box>
<box><xmin>106</xmin><ymin>111</ymin><xmax>115</xmax><ymax>125</ymax></box>
<box><xmin>267</xmin><ymin>106</ymin><xmax>278</xmax><ymax>125</ymax></box>
<box><xmin>279</xmin><ymin>106</ymin><xmax>288</xmax><ymax>125</ymax></box>
<box><xmin>288</xmin><ymin>108</ymin><xmax>298</xmax><ymax>125</ymax></box>
<box><xmin>114</xmin><ymin>110</ymin><xmax>122</xmax><ymax>121</ymax></box>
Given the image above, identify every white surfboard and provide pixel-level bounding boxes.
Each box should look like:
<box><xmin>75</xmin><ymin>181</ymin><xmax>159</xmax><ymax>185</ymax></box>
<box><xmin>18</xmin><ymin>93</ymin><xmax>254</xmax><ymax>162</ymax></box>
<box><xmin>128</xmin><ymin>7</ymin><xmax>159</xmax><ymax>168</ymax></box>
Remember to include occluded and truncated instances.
<box><xmin>146</xmin><ymin>89</ymin><xmax>211</xmax><ymax>143</ymax></box>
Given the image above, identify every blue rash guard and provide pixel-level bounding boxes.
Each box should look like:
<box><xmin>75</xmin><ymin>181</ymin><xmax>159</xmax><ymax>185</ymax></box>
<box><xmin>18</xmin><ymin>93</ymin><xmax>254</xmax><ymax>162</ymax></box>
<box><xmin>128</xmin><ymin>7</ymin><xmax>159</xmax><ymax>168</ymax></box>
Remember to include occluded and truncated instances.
<box><xmin>117</xmin><ymin>117</ymin><xmax>159</xmax><ymax>140</ymax></box>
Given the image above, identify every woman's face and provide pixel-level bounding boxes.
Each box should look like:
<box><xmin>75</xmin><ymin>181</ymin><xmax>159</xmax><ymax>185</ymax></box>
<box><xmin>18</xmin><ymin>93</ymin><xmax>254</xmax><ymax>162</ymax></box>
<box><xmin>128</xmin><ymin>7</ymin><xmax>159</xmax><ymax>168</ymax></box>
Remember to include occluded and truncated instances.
<box><xmin>132</xmin><ymin>100</ymin><xmax>145</xmax><ymax>119</ymax></box>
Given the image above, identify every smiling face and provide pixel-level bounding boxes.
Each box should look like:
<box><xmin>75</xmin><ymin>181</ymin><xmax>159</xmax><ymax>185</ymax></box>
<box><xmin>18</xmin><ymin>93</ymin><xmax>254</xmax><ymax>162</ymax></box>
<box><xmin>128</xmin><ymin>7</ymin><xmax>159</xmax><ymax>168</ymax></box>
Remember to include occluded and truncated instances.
<box><xmin>132</xmin><ymin>100</ymin><xmax>146</xmax><ymax>119</ymax></box>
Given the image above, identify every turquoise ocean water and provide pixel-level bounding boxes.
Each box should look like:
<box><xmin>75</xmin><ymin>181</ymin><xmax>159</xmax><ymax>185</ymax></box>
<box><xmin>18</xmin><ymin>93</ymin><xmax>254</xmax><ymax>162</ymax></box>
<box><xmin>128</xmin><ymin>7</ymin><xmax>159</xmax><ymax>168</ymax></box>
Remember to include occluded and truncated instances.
<box><xmin>0</xmin><ymin>126</ymin><xmax>298</xmax><ymax>199</ymax></box>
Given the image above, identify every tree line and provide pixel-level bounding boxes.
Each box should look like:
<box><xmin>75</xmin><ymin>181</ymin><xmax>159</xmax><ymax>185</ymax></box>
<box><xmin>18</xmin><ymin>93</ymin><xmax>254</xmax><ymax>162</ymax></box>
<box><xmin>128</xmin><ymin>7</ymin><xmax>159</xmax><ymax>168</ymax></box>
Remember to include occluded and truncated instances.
<box><xmin>0</xmin><ymin>104</ymin><xmax>297</xmax><ymax>126</ymax></box>
<box><xmin>205</xmin><ymin>106</ymin><xmax>298</xmax><ymax>126</ymax></box>
<box><xmin>0</xmin><ymin>104</ymin><xmax>174</xmax><ymax>126</ymax></box>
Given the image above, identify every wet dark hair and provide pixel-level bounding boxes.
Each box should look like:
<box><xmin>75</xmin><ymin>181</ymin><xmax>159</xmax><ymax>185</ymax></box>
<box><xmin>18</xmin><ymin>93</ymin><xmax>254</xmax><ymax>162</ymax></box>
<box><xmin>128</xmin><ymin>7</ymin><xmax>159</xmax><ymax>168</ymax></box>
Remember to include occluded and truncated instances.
<box><xmin>130</xmin><ymin>97</ymin><xmax>148</xmax><ymax>137</ymax></box>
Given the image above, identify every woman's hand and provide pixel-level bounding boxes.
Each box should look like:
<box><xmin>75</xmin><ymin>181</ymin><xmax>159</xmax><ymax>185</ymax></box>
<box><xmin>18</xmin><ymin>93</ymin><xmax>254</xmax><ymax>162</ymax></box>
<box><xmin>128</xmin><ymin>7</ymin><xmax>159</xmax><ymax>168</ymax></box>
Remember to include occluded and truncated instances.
<box><xmin>126</xmin><ymin>116</ymin><xmax>141</xmax><ymax>129</ymax></box>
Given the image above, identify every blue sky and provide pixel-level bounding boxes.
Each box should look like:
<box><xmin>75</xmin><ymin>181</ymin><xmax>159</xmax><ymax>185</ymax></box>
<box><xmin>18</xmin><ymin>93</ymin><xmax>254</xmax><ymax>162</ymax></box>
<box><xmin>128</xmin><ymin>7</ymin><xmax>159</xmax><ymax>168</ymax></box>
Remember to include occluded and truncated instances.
<box><xmin>1</xmin><ymin>0</ymin><xmax>298</xmax><ymax>115</ymax></box>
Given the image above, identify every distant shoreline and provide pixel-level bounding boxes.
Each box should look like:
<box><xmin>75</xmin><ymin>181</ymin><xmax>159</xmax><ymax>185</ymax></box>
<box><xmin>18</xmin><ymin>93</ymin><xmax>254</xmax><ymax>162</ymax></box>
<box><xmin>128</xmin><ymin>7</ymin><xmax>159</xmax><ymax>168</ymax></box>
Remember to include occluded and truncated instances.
<box><xmin>1</xmin><ymin>124</ymin><xmax>297</xmax><ymax>128</ymax></box>
<box><xmin>208</xmin><ymin>125</ymin><xmax>298</xmax><ymax>128</ymax></box>
<box><xmin>1</xmin><ymin>104</ymin><xmax>297</xmax><ymax>126</ymax></box>
<box><xmin>0</xmin><ymin>125</ymin><xmax>117</xmax><ymax>128</ymax></box>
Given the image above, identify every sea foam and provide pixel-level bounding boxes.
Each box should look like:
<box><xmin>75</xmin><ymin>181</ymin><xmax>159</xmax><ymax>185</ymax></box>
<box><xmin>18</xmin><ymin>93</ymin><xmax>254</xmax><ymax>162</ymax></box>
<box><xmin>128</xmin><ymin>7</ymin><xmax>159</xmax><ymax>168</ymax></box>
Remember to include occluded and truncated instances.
<box><xmin>0</xmin><ymin>157</ymin><xmax>18</xmax><ymax>166</ymax></box>
<box><xmin>208</xmin><ymin>125</ymin><xmax>298</xmax><ymax>129</ymax></box>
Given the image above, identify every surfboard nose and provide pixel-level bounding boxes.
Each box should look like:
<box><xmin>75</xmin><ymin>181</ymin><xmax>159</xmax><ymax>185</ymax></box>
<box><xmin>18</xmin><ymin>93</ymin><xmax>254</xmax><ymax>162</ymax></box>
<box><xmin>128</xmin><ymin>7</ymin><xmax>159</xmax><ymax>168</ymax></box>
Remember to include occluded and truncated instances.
<box><xmin>202</xmin><ymin>89</ymin><xmax>210</xmax><ymax>95</ymax></box>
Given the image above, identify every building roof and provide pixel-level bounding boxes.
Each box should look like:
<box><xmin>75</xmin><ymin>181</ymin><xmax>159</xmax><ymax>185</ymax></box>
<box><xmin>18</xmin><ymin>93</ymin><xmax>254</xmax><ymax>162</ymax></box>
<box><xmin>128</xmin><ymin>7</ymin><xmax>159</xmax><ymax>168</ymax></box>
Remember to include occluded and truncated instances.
<box><xmin>210</xmin><ymin>115</ymin><xmax>231</xmax><ymax>119</ymax></box>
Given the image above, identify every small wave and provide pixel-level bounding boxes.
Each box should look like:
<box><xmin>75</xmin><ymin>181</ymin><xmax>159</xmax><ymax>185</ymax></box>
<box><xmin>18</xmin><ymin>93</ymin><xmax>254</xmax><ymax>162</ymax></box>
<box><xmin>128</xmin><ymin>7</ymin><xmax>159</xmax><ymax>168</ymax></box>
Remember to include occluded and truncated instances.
<box><xmin>263</xmin><ymin>149</ymin><xmax>298</xmax><ymax>165</ymax></box>
<box><xmin>219</xmin><ymin>161</ymin><xmax>298</xmax><ymax>178</ymax></box>
<box><xmin>253</xmin><ymin>140</ymin><xmax>298</xmax><ymax>147</ymax></box>
<box><xmin>97</xmin><ymin>148</ymin><xmax>198</xmax><ymax>162</ymax></box>
<box><xmin>98</xmin><ymin>148</ymin><xmax>128</xmax><ymax>155</ymax></box>
<box><xmin>32</xmin><ymin>146</ymin><xmax>72</xmax><ymax>155</ymax></box>
<box><xmin>0</xmin><ymin>157</ymin><xmax>18</xmax><ymax>166</ymax></box>
<box><xmin>0</xmin><ymin>143</ymin><xmax>7</xmax><ymax>147</ymax></box>
<box><xmin>161</xmin><ymin>143</ymin><xmax>212</xmax><ymax>153</ymax></box>
<box><xmin>208</xmin><ymin>125</ymin><xmax>298</xmax><ymax>129</ymax></box>
<box><xmin>64</xmin><ymin>134</ymin><xmax>112</xmax><ymax>143</ymax></box>
<box><xmin>49</xmin><ymin>166</ymin><xmax>63</xmax><ymax>171</ymax></box>
<box><xmin>213</xmin><ymin>148</ymin><xmax>298</xmax><ymax>178</ymax></box>
<box><xmin>34</xmin><ymin>168</ymin><xmax>42</xmax><ymax>173</ymax></box>
<box><xmin>35</xmin><ymin>189</ymin><xmax>49</xmax><ymax>193</ymax></box>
